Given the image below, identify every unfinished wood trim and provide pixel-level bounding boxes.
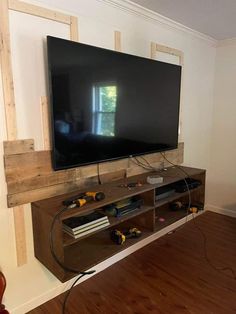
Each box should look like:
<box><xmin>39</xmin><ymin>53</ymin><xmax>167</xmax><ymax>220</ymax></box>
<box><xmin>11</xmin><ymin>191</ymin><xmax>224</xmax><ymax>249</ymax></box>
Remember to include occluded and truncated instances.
<box><xmin>114</xmin><ymin>31</ymin><xmax>121</xmax><ymax>52</ymax></box>
<box><xmin>0</xmin><ymin>0</ymin><xmax>18</xmax><ymax>140</ymax></box>
<box><xmin>40</xmin><ymin>96</ymin><xmax>51</xmax><ymax>150</ymax></box>
<box><xmin>155</xmin><ymin>43</ymin><xmax>183</xmax><ymax>58</ymax></box>
<box><xmin>3</xmin><ymin>139</ymin><xmax>34</xmax><ymax>155</ymax></box>
<box><xmin>8</xmin><ymin>0</ymin><xmax>71</xmax><ymax>24</ymax></box>
<box><xmin>2</xmin><ymin>1</ymin><xmax>79</xmax><ymax>266</ymax></box>
<box><xmin>150</xmin><ymin>42</ymin><xmax>156</xmax><ymax>59</ymax></box>
<box><xmin>70</xmin><ymin>16</ymin><xmax>79</xmax><ymax>42</ymax></box>
<box><xmin>152</xmin><ymin>42</ymin><xmax>184</xmax><ymax>142</ymax></box>
<box><xmin>0</xmin><ymin>0</ymin><xmax>27</xmax><ymax>266</ymax></box>
<box><xmin>178</xmin><ymin>54</ymin><xmax>184</xmax><ymax>142</ymax></box>
<box><xmin>13</xmin><ymin>206</ymin><xmax>27</xmax><ymax>266</ymax></box>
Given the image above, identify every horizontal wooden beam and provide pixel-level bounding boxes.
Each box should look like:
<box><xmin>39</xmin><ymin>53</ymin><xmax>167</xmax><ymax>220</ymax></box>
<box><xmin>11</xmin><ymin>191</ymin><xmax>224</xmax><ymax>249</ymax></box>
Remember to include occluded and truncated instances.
<box><xmin>5</xmin><ymin>150</ymin><xmax>52</xmax><ymax>182</ymax></box>
<box><xmin>4</xmin><ymin>142</ymin><xmax>184</xmax><ymax>207</ymax></box>
<box><xmin>8</xmin><ymin>176</ymin><xmax>99</xmax><ymax>207</ymax></box>
<box><xmin>3</xmin><ymin>139</ymin><xmax>34</xmax><ymax>155</ymax></box>
<box><xmin>155</xmin><ymin>43</ymin><xmax>183</xmax><ymax>58</ymax></box>
<box><xmin>8</xmin><ymin>0</ymin><xmax>71</xmax><ymax>24</ymax></box>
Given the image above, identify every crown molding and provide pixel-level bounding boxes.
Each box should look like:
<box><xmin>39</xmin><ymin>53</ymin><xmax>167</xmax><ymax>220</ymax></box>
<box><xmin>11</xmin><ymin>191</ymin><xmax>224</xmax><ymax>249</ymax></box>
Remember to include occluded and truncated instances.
<box><xmin>98</xmin><ymin>0</ymin><xmax>217</xmax><ymax>46</ymax></box>
<box><xmin>217</xmin><ymin>37</ymin><xmax>236</xmax><ymax>47</ymax></box>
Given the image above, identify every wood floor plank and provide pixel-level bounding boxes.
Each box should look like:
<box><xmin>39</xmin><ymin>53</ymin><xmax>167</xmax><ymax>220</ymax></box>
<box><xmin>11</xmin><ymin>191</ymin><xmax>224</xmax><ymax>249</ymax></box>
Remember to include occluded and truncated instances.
<box><xmin>28</xmin><ymin>211</ymin><xmax>236</xmax><ymax>314</ymax></box>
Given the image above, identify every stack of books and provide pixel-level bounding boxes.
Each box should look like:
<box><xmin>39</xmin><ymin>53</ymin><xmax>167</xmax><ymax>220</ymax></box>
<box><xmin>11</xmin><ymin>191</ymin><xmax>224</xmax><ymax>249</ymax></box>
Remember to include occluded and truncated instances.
<box><xmin>63</xmin><ymin>211</ymin><xmax>110</xmax><ymax>239</ymax></box>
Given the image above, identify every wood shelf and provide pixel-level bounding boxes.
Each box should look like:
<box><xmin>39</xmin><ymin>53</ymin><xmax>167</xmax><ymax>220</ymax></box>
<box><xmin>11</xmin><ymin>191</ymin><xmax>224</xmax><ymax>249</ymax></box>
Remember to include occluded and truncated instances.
<box><xmin>63</xmin><ymin>205</ymin><xmax>154</xmax><ymax>246</ymax></box>
<box><xmin>155</xmin><ymin>208</ymin><xmax>190</xmax><ymax>231</ymax></box>
<box><xmin>31</xmin><ymin>165</ymin><xmax>206</xmax><ymax>282</ymax></box>
<box><xmin>155</xmin><ymin>185</ymin><xmax>204</xmax><ymax>207</ymax></box>
<box><xmin>64</xmin><ymin>226</ymin><xmax>153</xmax><ymax>275</ymax></box>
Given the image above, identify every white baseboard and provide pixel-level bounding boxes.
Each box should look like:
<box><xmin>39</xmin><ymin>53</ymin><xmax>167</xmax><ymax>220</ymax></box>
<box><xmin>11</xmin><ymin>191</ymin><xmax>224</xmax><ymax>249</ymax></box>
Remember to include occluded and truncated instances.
<box><xmin>206</xmin><ymin>204</ymin><xmax>236</xmax><ymax>218</ymax></box>
<box><xmin>11</xmin><ymin>211</ymin><xmax>203</xmax><ymax>314</ymax></box>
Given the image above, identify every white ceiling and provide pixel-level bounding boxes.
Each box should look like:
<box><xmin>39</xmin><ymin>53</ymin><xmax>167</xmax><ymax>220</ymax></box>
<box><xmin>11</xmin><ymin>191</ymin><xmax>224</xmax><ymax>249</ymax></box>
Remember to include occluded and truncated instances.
<box><xmin>131</xmin><ymin>0</ymin><xmax>236</xmax><ymax>40</ymax></box>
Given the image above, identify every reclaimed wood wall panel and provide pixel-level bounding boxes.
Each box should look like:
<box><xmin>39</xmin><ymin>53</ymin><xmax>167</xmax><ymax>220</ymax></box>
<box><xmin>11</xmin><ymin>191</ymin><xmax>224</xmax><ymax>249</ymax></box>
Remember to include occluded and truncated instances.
<box><xmin>4</xmin><ymin>142</ymin><xmax>184</xmax><ymax>207</ymax></box>
<box><xmin>3</xmin><ymin>139</ymin><xmax>34</xmax><ymax>155</ymax></box>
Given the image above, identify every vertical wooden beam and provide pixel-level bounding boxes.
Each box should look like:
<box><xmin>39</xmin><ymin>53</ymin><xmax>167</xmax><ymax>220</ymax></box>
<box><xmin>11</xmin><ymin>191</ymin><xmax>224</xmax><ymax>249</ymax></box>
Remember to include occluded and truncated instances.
<box><xmin>114</xmin><ymin>31</ymin><xmax>121</xmax><ymax>52</ymax></box>
<box><xmin>40</xmin><ymin>96</ymin><xmax>51</xmax><ymax>150</ymax></box>
<box><xmin>178</xmin><ymin>54</ymin><xmax>184</xmax><ymax>142</ymax></box>
<box><xmin>0</xmin><ymin>0</ymin><xmax>27</xmax><ymax>266</ymax></box>
<box><xmin>150</xmin><ymin>42</ymin><xmax>184</xmax><ymax>142</ymax></box>
<box><xmin>13</xmin><ymin>206</ymin><xmax>27</xmax><ymax>266</ymax></box>
<box><xmin>0</xmin><ymin>0</ymin><xmax>79</xmax><ymax>268</ymax></box>
<box><xmin>70</xmin><ymin>16</ymin><xmax>79</xmax><ymax>42</ymax></box>
<box><xmin>0</xmin><ymin>0</ymin><xmax>17</xmax><ymax>140</ymax></box>
<box><xmin>150</xmin><ymin>42</ymin><xmax>156</xmax><ymax>59</ymax></box>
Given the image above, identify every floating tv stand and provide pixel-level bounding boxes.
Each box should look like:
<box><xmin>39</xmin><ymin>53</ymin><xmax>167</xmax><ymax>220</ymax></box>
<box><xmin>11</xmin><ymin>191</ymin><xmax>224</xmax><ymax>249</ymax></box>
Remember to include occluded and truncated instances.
<box><xmin>31</xmin><ymin>166</ymin><xmax>205</xmax><ymax>282</ymax></box>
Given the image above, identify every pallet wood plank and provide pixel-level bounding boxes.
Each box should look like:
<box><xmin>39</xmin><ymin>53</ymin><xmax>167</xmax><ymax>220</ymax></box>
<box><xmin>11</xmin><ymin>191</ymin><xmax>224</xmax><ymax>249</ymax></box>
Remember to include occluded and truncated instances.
<box><xmin>4</xmin><ymin>143</ymin><xmax>184</xmax><ymax>206</ymax></box>
<box><xmin>7</xmin><ymin>168</ymin><xmax>78</xmax><ymax>194</ymax></box>
<box><xmin>8</xmin><ymin>0</ymin><xmax>71</xmax><ymax>24</ymax></box>
<box><xmin>4</xmin><ymin>150</ymin><xmax>52</xmax><ymax>182</ymax></box>
<box><xmin>8</xmin><ymin>176</ymin><xmax>99</xmax><ymax>207</ymax></box>
<box><xmin>3</xmin><ymin>139</ymin><xmax>34</xmax><ymax>155</ymax></box>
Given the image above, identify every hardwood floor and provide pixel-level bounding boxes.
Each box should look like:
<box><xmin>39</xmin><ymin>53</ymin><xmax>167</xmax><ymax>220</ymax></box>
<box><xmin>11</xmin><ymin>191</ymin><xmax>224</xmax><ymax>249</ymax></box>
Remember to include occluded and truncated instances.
<box><xmin>28</xmin><ymin>211</ymin><xmax>236</xmax><ymax>314</ymax></box>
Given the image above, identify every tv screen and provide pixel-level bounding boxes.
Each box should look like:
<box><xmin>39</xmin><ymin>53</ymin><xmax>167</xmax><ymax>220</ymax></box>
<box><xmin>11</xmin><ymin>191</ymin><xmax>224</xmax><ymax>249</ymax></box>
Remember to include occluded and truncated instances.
<box><xmin>47</xmin><ymin>36</ymin><xmax>182</xmax><ymax>170</ymax></box>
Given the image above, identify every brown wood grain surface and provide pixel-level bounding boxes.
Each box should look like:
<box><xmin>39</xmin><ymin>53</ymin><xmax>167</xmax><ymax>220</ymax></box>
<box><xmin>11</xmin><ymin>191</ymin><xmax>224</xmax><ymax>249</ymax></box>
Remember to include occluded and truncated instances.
<box><xmin>4</xmin><ymin>143</ymin><xmax>184</xmax><ymax>207</ymax></box>
<box><xmin>27</xmin><ymin>211</ymin><xmax>236</xmax><ymax>314</ymax></box>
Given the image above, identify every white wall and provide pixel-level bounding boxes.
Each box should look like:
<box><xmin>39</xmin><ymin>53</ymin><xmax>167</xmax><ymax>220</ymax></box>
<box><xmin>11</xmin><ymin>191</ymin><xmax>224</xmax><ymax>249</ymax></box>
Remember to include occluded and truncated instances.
<box><xmin>0</xmin><ymin>0</ymin><xmax>216</xmax><ymax>313</ymax></box>
<box><xmin>207</xmin><ymin>40</ymin><xmax>236</xmax><ymax>213</ymax></box>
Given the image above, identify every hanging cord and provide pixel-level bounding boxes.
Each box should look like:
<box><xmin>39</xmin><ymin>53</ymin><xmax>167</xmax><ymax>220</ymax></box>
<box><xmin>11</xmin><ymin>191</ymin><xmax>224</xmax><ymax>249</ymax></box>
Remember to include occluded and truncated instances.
<box><xmin>62</xmin><ymin>273</ymin><xmax>86</xmax><ymax>314</ymax></box>
<box><xmin>49</xmin><ymin>206</ymin><xmax>95</xmax><ymax>275</ymax></box>
<box><xmin>131</xmin><ymin>156</ymin><xmax>161</xmax><ymax>172</ymax></box>
<box><xmin>49</xmin><ymin>207</ymin><xmax>96</xmax><ymax>313</ymax></box>
<box><xmin>160</xmin><ymin>152</ymin><xmax>236</xmax><ymax>281</ymax></box>
<box><xmin>160</xmin><ymin>152</ymin><xmax>191</xmax><ymax>225</ymax></box>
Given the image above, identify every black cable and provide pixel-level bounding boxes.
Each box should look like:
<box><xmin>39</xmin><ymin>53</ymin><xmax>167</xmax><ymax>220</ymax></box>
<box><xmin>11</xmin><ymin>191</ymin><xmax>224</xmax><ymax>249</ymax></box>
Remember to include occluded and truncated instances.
<box><xmin>49</xmin><ymin>206</ymin><xmax>96</xmax><ymax>275</ymax></box>
<box><xmin>49</xmin><ymin>207</ymin><xmax>96</xmax><ymax>313</ymax></box>
<box><xmin>191</xmin><ymin>214</ymin><xmax>236</xmax><ymax>280</ymax></box>
<box><xmin>62</xmin><ymin>273</ymin><xmax>86</xmax><ymax>314</ymax></box>
<box><xmin>161</xmin><ymin>152</ymin><xmax>236</xmax><ymax>281</ymax></box>
<box><xmin>132</xmin><ymin>156</ymin><xmax>159</xmax><ymax>172</ymax></box>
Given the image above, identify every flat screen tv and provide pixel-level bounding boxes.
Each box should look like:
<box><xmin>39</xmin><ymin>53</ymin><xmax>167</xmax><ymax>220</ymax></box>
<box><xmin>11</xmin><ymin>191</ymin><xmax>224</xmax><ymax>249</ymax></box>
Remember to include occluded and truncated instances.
<box><xmin>47</xmin><ymin>36</ymin><xmax>182</xmax><ymax>170</ymax></box>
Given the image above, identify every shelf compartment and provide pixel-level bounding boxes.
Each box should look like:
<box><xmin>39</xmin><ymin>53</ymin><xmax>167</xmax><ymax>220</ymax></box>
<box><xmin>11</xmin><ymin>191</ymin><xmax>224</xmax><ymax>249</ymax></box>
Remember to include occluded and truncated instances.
<box><xmin>64</xmin><ymin>224</ymin><xmax>153</xmax><ymax>275</ymax></box>
<box><xmin>63</xmin><ymin>205</ymin><xmax>155</xmax><ymax>247</ymax></box>
<box><xmin>155</xmin><ymin>206</ymin><xmax>190</xmax><ymax>232</ymax></box>
<box><xmin>155</xmin><ymin>185</ymin><xmax>204</xmax><ymax>208</ymax></box>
